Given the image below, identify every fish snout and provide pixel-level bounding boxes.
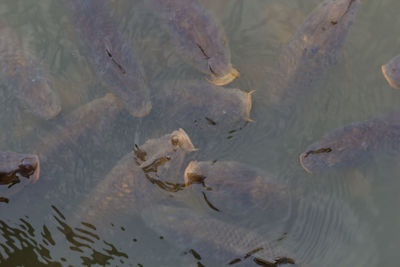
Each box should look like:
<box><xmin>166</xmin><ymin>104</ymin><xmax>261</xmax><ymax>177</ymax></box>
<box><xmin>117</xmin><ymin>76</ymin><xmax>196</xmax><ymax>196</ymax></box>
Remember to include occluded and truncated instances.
<box><xmin>184</xmin><ymin>161</ymin><xmax>205</xmax><ymax>186</ymax></box>
<box><xmin>19</xmin><ymin>155</ymin><xmax>40</xmax><ymax>183</ymax></box>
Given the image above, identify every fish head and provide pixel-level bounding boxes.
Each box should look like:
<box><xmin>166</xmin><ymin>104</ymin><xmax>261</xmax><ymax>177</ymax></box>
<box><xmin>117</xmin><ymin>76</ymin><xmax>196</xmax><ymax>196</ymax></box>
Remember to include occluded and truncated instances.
<box><xmin>135</xmin><ymin>129</ymin><xmax>196</xmax><ymax>184</ymax></box>
<box><xmin>202</xmin><ymin>87</ymin><xmax>253</xmax><ymax>125</ymax></box>
<box><xmin>0</xmin><ymin>152</ymin><xmax>40</xmax><ymax>186</ymax></box>
<box><xmin>170</xmin><ymin>128</ymin><xmax>197</xmax><ymax>152</ymax></box>
<box><xmin>23</xmin><ymin>73</ymin><xmax>61</xmax><ymax>120</ymax></box>
<box><xmin>184</xmin><ymin>161</ymin><xmax>206</xmax><ymax>186</ymax></box>
<box><xmin>7</xmin><ymin>56</ymin><xmax>61</xmax><ymax>120</ymax></box>
<box><xmin>102</xmin><ymin>39</ymin><xmax>152</xmax><ymax>118</ymax></box>
<box><xmin>17</xmin><ymin>154</ymin><xmax>40</xmax><ymax>183</ymax></box>
<box><xmin>382</xmin><ymin>55</ymin><xmax>400</xmax><ymax>90</ymax></box>
<box><xmin>194</xmin><ymin>29</ymin><xmax>238</xmax><ymax>85</ymax></box>
<box><xmin>207</xmin><ymin>61</ymin><xmax>239</xmax><ymax>86</ymax></box>
<box><xmin>299</xmin><ymin>123</ymin><xmax>372</xmax><ymax>173</ymax></box>
<box><xmin>295</xmin><ymin>0</ymin><xmax>361</xmax><ymax>63</ymax></box>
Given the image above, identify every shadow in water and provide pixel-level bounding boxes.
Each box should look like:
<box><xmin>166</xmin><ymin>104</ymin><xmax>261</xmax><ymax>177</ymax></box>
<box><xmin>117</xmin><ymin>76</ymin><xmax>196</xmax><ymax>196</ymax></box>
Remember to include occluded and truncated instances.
<box><xmin>0</xmin><ymin>205</ymin><xmax>130</xmax><ymax>266</ymax></box>
<box><xmin>0</xmin><ymin>216</ymin><xmax>61</xmax><ymax>266</ymax></box>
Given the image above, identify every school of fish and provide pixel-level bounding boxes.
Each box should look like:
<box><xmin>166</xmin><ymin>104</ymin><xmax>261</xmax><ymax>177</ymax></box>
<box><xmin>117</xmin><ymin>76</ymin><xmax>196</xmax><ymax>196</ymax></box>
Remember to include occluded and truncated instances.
<box><xmin>1</xmin><ymin>0</ymin><xmax>396</xmax><ymax>266</ymax></box>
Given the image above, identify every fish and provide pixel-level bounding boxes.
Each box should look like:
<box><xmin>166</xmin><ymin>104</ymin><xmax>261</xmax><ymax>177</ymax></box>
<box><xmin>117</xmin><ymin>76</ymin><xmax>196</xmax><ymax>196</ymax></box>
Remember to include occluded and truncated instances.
<box><xmin>184</xmin><ymin>161</ymin><xmax>292</xmax><ymax>221</ymax></box>
<box><xmin>65</xmin><ymin>0</ymin><xmax>152</xmax><ymax>117</ymax></box>
<box><xmin>0</xmin><ymin>23</ymin><xmax>61</xmax><ymax>120</ymax></box>
<box><xmin>145</xmin><ymin>0</ymin><xmax>238</xmax><ymax>86</ymax></box>
<box><xmin>154</xmin><ymin>80</ymin><xmax>253</xmax><ymax>128</ymax></box>
<box><xmin>268</xmin><ymin>0</ymin><xmax>362</xmax><ymax>107</ymax></box>
<box><xmin>382</xmin><ymin>55</ymin><xmax>400</xmax><ymax>89</ymax></box>
<box><xmin>299</xmin><ymin>110</ymin><xmax>400</xmax><ymax>173</ymax></box>
<box><xmin>35</xmin><ymin>93</ymin><xmax>124</xmax><ymax>165</ymax></box>
<box><xmin>182</xmin><ymin>160</ymin><xmax>376</xmax><ymax>266</ymax></box>
<box><xmin>0</xmin><ymin>151</ymin><xmax>39</xmax><ymax>201</ymax></box>
<box><xmin>73</xmin><ymin>129</ymin><xmax>196</xmax><ymax>224</ymax></box>
<box><xmin>141</xmin><ymin>204</ymin><xmax>301</xmax><ymax>266</ymax></box>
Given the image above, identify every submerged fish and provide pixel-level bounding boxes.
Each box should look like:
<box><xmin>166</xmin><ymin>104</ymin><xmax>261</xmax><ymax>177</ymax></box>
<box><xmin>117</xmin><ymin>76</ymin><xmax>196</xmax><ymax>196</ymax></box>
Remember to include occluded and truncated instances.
<box><xmin>65</xmin><ymin>0</ymin><xmax>151</xmax><ymax>117</ymax></box>
<box><xmin>141</xmin><ymin>204</ymin><xmax>300</xmax><ymax>266</ymax></box>
<box><xmin>74</xmin><ymin>129</ymin><xmax>196</xmax><ymax>224</ymax></box>
<box><xmin>299</xmin><ymin>111</ymin><xmax>400</xmax><ymax>173</ymax></box>
<box><xmin>182</xmin><ymin>160</ymin><xmax>374</xmax><ymax>266</ymax></box>
<box><xmin>35</xmin><ymin>93</ymin><xmax>124</xmax><ymax>164</ymax></box>
<box><xmin>145</xmin><ymin>0</ymin><xmax>238</xmax><ymax>86</ymax></box>
<box><xmin>0</xmin><ymin>151</ymin><xmax>39</xmax><ymax>202</ymax></box>
<box><xmin>382</xmin><ymin>55</ymin><xmax>400</xmax><ymax>89</ymax></box>
<box><xmin>155</xmin><ymin>80</ymin><xmax>252</xmax><ymax>128</ymax></box>
<box><xmin>0</xmin><ymin>23</ymin><xmax>61</xmax><ymax>119</ymax></box>
<box><xmin>184</xmin><ymin>161</ymin><xmax>292</xmax><ymax>220</ymax></box>
<box><xmin>268</xmin><ymin>0</ymin><xmax>362</xmax><ymax>106</ymax></box>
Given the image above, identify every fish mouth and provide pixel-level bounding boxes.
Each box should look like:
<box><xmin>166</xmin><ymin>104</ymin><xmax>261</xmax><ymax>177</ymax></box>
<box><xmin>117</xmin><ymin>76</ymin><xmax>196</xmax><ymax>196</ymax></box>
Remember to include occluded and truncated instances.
<box><xmin>299</xmin><ymin>153</ymin><xmax>312</xmax><ymax>174</ymax></box>
<box><xmin>184</xmin><ymin>161</ymin><xmax>195</xmax><ymax>186</ymax></box>
<box><xmin>42</xmin><ymin>104</ymin><xmax>62</xmax><ymax>120</ymax></box>
<box><xmin>184</xmin><ymin>161</ymin><xmax>204</xmax><ymax>186</ymax></box>
<box><xmin>28</xmin><ymin>85</ymin><xmax>61</xmax><ymax>120</ymax></box>
<box><xmin>208</xmin><ymin>66</ymin><xmax>239</xmax><ymax>86</ymax></box>
<box><xmin>131</xmin><ymin>100</ymin><xmax>152</xmax><ymax>118</ymax></box>
<box><xmin>381</xmin><ymin>64</ymin><xmax>400</xmax><ymax>90</ymax></box>
<box><xmin>177</xmin><ymin>129</ymin><xmax>198</xmax><ymax>152</ymax></box>
<box><xmin>31</xmin><ymin>155</ymin><xmax>40</xmax><ymax>183</ymax></box>
<box><xmin>244</xmin><ymin>90</ymin><xmax>255</xmax><ymax>122</ymax></box>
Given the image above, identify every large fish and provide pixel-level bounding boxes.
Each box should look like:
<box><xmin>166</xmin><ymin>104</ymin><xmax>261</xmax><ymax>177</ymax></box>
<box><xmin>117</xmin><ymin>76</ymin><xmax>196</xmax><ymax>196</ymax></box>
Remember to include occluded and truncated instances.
<box><xmin>73</xmin><ymin>129</ymin><xmax>196</xmax><ymax>224</ymax></box>
<box><xmin>154</xmin><ymin>80</ymin><xmax>252</xmax><ymax>128</ymax></box>
<box><xmin>145</xmin><ymin>0</ymin><xmax>238</xmax><ymax>86</ymax></box>
<box><xmin>65</xmin><ymin>0</ymin><xmax>151</xmax><ymax>117</ymax></box>
<box><xmin>0</xmin><ymin>23</ymin><xmax>61</xmax><ymax>120</ymax></box>
<box><xmin>382</xmin><ymin>55</ymin><xmax>400</xmax><ymax>90</ymax></box>
<box><xmin>268</xmin><ymin>0</ymin><xmax>362</xmax><ymax>106</ymax></box>
<box><xmin>181</xmin><ymin>160</ymin><xmax>374</xmax><ymax>266</ymax></box>
<box><xmin>299</xmin><ymin>111</ymin><xmax>400</xmax><ymax>173</ymax></box>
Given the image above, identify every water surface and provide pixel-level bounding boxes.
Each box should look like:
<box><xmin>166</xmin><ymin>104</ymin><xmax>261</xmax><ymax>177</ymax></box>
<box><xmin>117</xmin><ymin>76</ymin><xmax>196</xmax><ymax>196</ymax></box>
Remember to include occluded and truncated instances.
<box><xmin>0</xmin><ymin>0</ymin><xmax>398</xmax><ymax>266</ymax></box>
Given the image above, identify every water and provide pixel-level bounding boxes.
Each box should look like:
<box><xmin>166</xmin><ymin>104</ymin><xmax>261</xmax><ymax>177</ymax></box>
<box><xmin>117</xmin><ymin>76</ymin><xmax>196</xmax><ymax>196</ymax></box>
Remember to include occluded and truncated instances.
<box><xmin>0</xmin><ymin>0</ymin><xmax>398</xmax><ymax>266</ymax></box>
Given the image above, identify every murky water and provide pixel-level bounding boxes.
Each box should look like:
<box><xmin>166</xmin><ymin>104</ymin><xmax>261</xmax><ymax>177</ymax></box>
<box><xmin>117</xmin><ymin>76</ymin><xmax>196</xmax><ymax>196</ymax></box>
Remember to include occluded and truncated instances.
<box><xmin>0</xmin><ymin>0</ymin><xmax>399</xmax><ymax>266</ymax></box>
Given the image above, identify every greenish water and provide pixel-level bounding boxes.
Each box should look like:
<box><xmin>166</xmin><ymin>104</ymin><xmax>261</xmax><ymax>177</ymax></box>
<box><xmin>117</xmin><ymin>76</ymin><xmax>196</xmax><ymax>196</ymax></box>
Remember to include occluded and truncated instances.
<box><xmin>0</xmin><ymin>0</ymin><xmax>399</xmax><ymax>266</ymax></box>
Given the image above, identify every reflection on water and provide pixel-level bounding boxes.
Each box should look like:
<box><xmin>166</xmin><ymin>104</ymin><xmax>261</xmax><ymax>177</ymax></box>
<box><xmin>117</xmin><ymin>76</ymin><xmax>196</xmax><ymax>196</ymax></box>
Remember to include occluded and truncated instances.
<box><xmin>1</xmin><ymin>0</ymin><xmax>400</xmax><ymax>266</ymax></box>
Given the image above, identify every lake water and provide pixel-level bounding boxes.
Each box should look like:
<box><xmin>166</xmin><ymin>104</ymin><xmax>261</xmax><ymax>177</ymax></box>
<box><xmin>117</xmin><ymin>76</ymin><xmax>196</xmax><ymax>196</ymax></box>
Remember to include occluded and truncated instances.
<box><xmin>0</xmin><ymin>0</ymin><xmax>398</xmax><ymax>266</ymax></box>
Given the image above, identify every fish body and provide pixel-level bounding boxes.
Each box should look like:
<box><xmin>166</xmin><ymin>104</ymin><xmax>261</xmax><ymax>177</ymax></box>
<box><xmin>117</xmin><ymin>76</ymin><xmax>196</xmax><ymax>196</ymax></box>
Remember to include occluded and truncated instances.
<box><xmin>269</xmin><ymin>0</ymin><xmax>361</xmax><ymax>106</ymax></box>
<box><xmin>65</xmin><ymin>0</ymin><xmax>151</xmax><ymax>117</ymax></box>
<box><xmin>382</xmin><ymin>55</ymin><xmax>400</xmax><ymax>89</ymax></box>
<box><xmin>35</xmin><ymin>93</ymin><xmax>124</xmax><ymax>164</ymax></box>
<box><xmin>74</xmin><ymin>129</ymin><xmax>196</xmax><ymax>224</ymax></box>
<box><xmin>141</xmin><ymin>204</ymin><xmax>299</xmax><ymax>266</ymax></box>
<box><xmin>0</xmin><ymin>23</ymin><xmax>61</xmax><ymax>119</ymax></box>
<box><xmin>155</xmin><ymin>80</ymin><xmax>252</xmax><ymax>128</ymax></box>
<box><xmin>300</xmin><ymin>111</ymin><xmax>400</xmax><ymax>173</ymax></box>
<box><xmin>145</xmin><ymin>0</ymin><xmax>238</xmax><ymax>86</ymax></box>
